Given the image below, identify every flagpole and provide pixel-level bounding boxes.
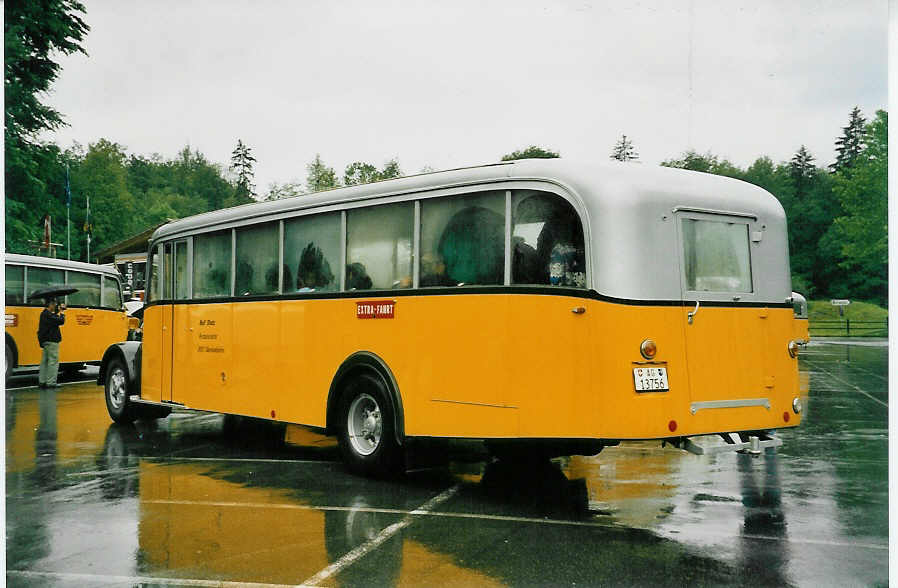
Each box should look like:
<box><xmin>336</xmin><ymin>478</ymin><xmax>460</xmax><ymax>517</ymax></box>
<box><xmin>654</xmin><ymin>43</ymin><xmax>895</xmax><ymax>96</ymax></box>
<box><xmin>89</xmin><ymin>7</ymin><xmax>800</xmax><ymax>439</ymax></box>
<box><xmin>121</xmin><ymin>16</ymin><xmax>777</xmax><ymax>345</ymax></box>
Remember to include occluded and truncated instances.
<box><xmin>66</xmin><ymin>163</ymin><xmax>71</xmax><ymax>260</ymax></box>
<box><xmin>86</xmin><ymin>193</ymin><xmax>91</xmax><ymax>261</ymax></box>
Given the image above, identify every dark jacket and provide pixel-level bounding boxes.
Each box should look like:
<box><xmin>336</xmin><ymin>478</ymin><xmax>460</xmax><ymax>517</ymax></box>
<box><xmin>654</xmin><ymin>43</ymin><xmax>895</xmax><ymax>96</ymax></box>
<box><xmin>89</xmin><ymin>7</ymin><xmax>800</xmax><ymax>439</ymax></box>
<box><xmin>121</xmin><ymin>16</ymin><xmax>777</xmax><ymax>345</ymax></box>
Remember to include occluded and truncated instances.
<box><xmin>37</xmin><ymin>309</ymin><xmax>65</xmax><ymax>346</ymax></box>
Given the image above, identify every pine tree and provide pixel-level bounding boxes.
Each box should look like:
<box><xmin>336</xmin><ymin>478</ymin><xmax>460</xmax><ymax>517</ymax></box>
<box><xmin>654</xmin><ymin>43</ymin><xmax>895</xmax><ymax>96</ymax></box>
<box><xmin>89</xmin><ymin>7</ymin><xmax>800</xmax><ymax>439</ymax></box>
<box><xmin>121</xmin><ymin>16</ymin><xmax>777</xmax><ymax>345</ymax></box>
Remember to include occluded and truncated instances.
<box><xmin>610</xmin><ymin>134</ymin><xmax>639</xmax><ymax>161</ymax></box>
<box><xmin>830</xmin><ymin>106</ymin><xmax>867</xmax><ymax>173</ymax></box>
<box><xmin>789</xmin><ymin>145</ymin><xmax>816</xmax><ymax>199</ymax></box>
<box><xmin>229</xmin><ymin>139</ymin><xmax>257</xmax><ymax>201</ymax></box>
<box><xmin>306</xmin><ymin>154</ymin><xmax>339</xmax><ymax>192</ymax></box>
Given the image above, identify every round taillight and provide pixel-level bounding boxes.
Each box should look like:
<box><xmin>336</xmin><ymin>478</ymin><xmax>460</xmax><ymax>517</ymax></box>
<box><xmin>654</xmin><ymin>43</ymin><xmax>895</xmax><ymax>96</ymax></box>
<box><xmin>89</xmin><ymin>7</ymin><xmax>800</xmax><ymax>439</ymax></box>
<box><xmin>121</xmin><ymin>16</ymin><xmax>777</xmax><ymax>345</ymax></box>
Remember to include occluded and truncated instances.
<box><xmin>640</xmin><ymin>339</ymin><xmax>658</xmax><ymax>360</ymax></box>
<box><xmin>783</xmin><ymin>411</ymin><xmax>790</xmax><ymax>423</ymax></box>
<box><xmin>788</xmin><ymin>340</ymin><xmax>799</xmax><ymax>358</ymax></box>
<box><xmin>668</xmin><ymin>420</ymin><xmax>677</xmax><ymax>432</ymax></box>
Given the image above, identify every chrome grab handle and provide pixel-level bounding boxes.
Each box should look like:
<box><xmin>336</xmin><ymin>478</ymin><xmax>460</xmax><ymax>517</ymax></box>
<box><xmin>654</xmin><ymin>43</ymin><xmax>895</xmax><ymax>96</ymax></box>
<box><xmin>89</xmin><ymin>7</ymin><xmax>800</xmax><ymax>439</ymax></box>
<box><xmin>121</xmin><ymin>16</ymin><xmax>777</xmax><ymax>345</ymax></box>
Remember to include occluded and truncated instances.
<box><xmin>687</xmin><ymin>301</ymin><xmax>700</xmax><ymax>325</ymax></box>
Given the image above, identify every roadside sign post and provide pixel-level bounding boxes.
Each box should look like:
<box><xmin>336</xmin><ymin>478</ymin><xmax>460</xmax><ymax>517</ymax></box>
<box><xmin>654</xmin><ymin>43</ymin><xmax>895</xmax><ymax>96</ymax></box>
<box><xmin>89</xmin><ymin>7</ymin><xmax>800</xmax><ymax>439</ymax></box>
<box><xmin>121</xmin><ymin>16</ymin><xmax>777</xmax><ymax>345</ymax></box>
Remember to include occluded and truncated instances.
<box><xmin>831</xmin><ymin>299</ymin><xmax>850</xmax><ymax>319</ymax></box>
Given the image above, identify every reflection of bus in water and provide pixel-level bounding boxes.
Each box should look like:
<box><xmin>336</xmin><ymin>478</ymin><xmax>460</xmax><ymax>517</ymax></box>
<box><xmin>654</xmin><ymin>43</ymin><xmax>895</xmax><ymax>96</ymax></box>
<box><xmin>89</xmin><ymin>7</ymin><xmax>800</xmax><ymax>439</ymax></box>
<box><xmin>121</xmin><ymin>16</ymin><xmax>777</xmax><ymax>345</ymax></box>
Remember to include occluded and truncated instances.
<box><xmin>5</xmin><ymin>254</ymin><xmax>129</xmax><ymax>380</ymax></box>
<box><xmin>98</xmin><ymin>159</ymin><xmax>808</xmax><ymax>475</ymax></box>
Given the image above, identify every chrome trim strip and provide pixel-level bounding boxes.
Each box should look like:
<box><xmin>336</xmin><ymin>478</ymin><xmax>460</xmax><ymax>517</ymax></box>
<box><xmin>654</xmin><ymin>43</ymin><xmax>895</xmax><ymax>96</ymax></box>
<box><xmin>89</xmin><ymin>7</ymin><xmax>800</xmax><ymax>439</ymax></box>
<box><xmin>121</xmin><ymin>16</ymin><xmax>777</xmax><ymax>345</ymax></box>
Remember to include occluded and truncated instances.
<box><xmin>672</xmin><ymin>206</ymin><xmax>758</xmax><ymax>220</ymax></box>
<box><xmin>690</xmin><ymin>398</ymin><xmax>771</xmax><ymax>415</ymax></box>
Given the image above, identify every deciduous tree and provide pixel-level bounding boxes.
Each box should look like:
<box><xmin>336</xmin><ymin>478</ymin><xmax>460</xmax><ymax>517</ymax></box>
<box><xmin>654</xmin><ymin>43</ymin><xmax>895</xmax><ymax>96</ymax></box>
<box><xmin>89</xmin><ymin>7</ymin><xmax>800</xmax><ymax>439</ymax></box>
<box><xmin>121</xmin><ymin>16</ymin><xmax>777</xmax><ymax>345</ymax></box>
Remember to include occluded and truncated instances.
<box><xmin>501</xmin><ymin>146</ymin><xmax>560</xmax><ymax>161</ymax></box>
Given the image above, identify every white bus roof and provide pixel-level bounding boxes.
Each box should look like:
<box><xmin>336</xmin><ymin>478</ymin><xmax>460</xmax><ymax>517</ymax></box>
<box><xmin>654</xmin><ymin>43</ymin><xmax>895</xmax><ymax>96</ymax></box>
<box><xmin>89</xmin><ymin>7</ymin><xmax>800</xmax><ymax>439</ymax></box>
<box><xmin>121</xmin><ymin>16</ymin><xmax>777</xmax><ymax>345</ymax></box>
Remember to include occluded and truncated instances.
<box><xmin>149</xmin><ymin>159</ymin><xmax>791</xmax><ymax>303</ymax></box>
<box><xmin>5</xmin><ymin>253</ymin><xmax>123</xmax><ymax>279</ymax></box>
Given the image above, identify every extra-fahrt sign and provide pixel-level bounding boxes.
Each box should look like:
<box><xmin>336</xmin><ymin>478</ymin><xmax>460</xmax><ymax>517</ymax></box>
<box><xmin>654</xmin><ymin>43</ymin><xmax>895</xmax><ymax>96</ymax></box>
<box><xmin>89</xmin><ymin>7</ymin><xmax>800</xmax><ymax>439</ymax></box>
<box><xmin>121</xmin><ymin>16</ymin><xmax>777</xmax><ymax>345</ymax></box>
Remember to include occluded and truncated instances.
<box><xmin>830</xmin><ymin>299</ymin><xmax>851</xmax><ymax>306</ymax></box>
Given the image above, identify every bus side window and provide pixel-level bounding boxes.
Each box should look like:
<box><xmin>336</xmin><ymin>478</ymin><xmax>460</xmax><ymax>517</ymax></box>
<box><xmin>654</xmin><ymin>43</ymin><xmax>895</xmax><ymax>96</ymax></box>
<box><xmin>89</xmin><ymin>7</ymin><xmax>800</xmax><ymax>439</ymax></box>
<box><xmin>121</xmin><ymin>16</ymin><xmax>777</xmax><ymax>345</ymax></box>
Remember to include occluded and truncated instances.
<box><xmin>346</xmin><ymin>202</ymin><xmax>413</xmax><ymax>290</ymax></box>
<box><xmin>193</xmin><ymin>230</ymin><xmax>232</xmax><ymax>299</ymax></box>
<box><xmin>5</xmin><ymin>265</ymin><xmax>24</xmax><ymax>305</ymax></box>
<box><xmin>102</xmin><ymin>276</ymin><xmax>123</xmax><ymax>309</ymax></box>
<box><xmin>68</xmin><ymin>271</ymin><xmax>102</xmax><ymax>306</ymax></box>
<box><xmin>421</xmin><ymin>191</ymin><xmax>505</xmax><ymax>287</ymax></box>
<box><xmin>236</xmin><ymin>222</ymin><xmax>279</xmax><ymax>296</ymax></box>
<box><xmin>284</xmin><ymin>212</ymin><xmax>340</xmax><ymax>293</ymax></box>
<box><xmin>27</xmin><ymin>266</ymin><xmax>64</xmax><ymax>303</ymax></box>
<box><xmin>511</xmin><ymin>190</ymin><xmax>586</xmax><ymax>288</ymax></box>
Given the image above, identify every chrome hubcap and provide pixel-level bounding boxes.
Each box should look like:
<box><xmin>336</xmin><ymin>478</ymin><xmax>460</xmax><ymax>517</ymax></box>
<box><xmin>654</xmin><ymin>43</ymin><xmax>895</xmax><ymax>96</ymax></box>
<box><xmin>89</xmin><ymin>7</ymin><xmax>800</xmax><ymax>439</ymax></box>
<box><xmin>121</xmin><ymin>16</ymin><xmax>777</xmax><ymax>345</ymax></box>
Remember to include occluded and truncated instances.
<box><xmin>108</xmin><ymin>368</ymin><xmax>126</xmax><ymax>410</ymax></box>
<box><xmin>347</xmin><ymin>393</ymin><xmax>382</xmax><ymax>456</ymax></box>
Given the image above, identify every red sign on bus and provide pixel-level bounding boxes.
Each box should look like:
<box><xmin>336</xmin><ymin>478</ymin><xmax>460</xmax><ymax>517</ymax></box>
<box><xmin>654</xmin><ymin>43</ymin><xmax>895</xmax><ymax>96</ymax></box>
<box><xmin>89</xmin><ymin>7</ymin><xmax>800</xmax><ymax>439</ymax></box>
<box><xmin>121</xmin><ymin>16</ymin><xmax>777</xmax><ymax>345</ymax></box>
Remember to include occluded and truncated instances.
<box><xmin>356</xmin><ymin>301</ymin><xmax>395</xmax><ymax>319</ymax></box>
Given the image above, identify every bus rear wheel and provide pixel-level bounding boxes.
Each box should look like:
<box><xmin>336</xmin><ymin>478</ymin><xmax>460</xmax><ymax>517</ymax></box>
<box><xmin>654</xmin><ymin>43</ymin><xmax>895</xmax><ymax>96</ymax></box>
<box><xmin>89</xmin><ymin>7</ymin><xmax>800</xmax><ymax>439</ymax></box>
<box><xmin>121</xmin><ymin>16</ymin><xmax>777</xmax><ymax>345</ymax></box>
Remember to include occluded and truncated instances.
<box><xmin>338</xmin><ymin>374</ymin><xmax>402</xmax><ymax>476</ymax></box>
<box><xmin>105</xmin><ymin>359</ymin><xmax>136</xmax><ymax>424</ymax></box>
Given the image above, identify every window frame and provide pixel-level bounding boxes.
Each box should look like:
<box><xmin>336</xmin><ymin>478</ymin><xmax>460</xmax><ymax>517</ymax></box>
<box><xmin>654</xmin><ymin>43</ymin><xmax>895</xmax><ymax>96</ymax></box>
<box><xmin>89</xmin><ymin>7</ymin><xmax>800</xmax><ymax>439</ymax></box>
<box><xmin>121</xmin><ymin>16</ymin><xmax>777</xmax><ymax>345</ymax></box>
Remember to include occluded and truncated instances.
<box><xmin>144</xmin><ymin>180</ymin><xmax>591</xmax><ymax>299</ymax></box>
<box><xmin>676</xmin><ymin>210</ymin><xmax>757</xmax><ymax>301</ymax></box>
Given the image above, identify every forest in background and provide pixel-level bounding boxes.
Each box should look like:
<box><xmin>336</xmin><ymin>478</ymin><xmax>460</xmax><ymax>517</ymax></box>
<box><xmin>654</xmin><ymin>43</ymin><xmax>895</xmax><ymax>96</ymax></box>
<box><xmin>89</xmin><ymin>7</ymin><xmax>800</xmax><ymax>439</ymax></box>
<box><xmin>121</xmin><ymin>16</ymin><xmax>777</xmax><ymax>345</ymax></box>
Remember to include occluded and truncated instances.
<box><xmin>5</xmin><ymin>1</ymin><xmax>888</xmax><ymax>306</ymax></box>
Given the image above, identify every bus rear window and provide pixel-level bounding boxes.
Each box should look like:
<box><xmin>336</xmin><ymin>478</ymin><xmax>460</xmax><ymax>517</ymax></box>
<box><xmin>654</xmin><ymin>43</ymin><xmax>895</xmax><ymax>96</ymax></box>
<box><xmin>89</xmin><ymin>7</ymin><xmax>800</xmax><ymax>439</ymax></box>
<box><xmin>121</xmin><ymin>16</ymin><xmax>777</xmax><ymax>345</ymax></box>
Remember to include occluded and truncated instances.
<box><xmin>682</xmin><ymin>218</ymin><xmax>752</xmax><ymax>293</ymax></box>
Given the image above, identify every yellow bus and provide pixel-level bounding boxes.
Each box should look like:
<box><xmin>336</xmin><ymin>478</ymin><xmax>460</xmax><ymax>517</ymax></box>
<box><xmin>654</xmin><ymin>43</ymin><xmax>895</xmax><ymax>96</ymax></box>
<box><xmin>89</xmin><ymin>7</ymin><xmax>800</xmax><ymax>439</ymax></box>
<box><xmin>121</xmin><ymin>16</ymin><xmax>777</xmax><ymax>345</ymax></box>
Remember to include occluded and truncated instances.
<box><xmin>6</xmin><ymin>254</ymin><xmax>130</xmax><ymax>381</ymax></box>
<box><xmin>98</xmin><ymin>159</ymin><xmax>808</xmax><ymax>474</ymax></box>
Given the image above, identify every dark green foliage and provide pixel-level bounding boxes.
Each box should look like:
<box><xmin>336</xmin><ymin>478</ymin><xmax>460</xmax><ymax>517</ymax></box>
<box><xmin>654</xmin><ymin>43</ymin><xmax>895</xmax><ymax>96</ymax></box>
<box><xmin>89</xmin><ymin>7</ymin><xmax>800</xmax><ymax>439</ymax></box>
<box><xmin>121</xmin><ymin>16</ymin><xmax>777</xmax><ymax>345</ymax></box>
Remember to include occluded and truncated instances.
<box><xmin>501</xmin><ymin>146</ymin><xmax>560</xmax><ymax>161</ymax></box>
<box><xmin>830</xmin><ymin>110</ymin><xmax>888</xmax><ymax>303</ymax></box>
<box><xmin>830</xmin><ymin>106</ymin><xmax>867</xmax><ymax>173</ymax></box>
<box><xmin>5</xmin><ymin>0</ymin><xmax>88</xmax><ymax>254</ymax></box>
<box><xmin>661</xmin><ymin>150</ymin><xmax>742</xmax><ymax>178</ymax></box>
<box><xmin>229</xmin><ymin>139</ymin><xmax>257</xmax><ymax>202</ymax></box>
<box><xmin>306</xmin><ymin>154</ymin><xmax>339</xmax><ymax>192</ymax></box>
<box><xmin>343</xmin><ymin>158</ymin><xmax>402</xmax><ymax>186</ymax></box>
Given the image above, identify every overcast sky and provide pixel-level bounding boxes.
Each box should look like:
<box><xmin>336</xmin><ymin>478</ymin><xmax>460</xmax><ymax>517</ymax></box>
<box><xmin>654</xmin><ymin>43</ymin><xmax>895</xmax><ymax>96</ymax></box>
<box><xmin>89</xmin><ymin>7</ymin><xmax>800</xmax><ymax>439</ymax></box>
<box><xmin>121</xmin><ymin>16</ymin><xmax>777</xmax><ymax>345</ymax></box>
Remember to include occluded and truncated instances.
<box><xmin>45</xmin><ymin>0</ymin><xmax>888</xmax><ymax>195</ymax></box>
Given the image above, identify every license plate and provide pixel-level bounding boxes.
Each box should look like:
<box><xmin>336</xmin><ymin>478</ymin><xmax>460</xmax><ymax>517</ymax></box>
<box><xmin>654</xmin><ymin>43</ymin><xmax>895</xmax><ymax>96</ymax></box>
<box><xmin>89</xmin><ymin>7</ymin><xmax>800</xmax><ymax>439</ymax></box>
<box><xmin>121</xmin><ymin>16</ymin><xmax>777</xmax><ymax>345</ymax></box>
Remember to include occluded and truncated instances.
<box><xmin>633</xmin><ymin>367</ymin><xmax>669</xmax><ymax>392</ymax></box>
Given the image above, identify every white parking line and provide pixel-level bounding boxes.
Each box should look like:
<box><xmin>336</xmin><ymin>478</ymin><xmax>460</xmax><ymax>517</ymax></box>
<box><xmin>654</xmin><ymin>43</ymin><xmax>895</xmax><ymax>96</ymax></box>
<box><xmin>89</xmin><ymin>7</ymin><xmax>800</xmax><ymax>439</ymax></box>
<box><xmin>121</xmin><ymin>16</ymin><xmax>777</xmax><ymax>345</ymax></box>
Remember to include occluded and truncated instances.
<box><xmin>142</xmin><ymin>496</ymin><xmax>888</xmax><ymax>552</ymax></box>
<box><xmin>299</xmin><ymin>485</ymin><xmax>460</xmax><ymax>587</ymax></box>
<box><xmin>6</xmin><ymin>570</ymin><xmax>312</xmax><ymax>587</ymax></box>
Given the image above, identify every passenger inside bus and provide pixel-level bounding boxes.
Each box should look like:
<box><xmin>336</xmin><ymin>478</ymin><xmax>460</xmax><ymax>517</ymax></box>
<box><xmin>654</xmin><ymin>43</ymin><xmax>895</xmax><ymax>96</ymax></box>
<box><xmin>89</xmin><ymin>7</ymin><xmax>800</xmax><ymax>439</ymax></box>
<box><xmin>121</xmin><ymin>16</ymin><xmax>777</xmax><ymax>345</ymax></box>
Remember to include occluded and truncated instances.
<box><xmin>513</xmin><ymin>194</ymin><xmax>585</xmax><ymax>288</ymax></box>
<box><xmin>436</xmin><ymin>206</ymin><xmax>504</xmax><ymax>286</ymax></box>
<box><xmin>346</xmin><ymin>262</ymin><xmax>373</xmax><ymax>290</ymax></box>
<box><xmin>296</xmin><ymin>243</ymin><xmax>335</xmax><ymax>291</ymax></box>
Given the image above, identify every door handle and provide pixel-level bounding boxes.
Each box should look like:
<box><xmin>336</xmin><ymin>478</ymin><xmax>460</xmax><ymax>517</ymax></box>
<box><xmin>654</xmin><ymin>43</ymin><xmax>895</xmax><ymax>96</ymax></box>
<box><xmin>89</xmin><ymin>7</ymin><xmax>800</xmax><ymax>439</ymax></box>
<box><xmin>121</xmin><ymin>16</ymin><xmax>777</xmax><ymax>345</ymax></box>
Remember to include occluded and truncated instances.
<box><xmin>687</xmin><ymin>301</ymin><xmax>700</xmax><ymax>325</ymax></box>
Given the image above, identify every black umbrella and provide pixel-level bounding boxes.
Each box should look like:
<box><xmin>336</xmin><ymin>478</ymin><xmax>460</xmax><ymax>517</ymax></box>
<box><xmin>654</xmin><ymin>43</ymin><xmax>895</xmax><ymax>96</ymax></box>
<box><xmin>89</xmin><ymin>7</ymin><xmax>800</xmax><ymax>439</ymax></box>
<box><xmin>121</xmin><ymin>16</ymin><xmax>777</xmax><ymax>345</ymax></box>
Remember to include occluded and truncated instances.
<box><xmin>29</xmin><ymin>286</ymin><xmax>79</xmax><ymax>300</ymax></box>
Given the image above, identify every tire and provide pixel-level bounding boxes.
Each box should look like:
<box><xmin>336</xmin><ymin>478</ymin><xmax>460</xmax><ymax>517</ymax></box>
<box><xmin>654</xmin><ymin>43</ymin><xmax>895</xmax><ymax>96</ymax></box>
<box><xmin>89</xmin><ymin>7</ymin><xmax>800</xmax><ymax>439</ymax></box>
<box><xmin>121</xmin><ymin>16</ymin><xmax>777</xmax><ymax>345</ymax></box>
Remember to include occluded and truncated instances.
<box><xmin>5</xmin><ymin>343</ymin><xmax>13</xmax><ymax>382</ymax></box>
<box><xmin>105</xmin><ymin>358</ymin><xmax>136</xmax><ymax>424</ymax></box>
<box><xmin>337</xmin><ymin>373</ymin><xmax>403</xmax><ymax>476</ymax></box>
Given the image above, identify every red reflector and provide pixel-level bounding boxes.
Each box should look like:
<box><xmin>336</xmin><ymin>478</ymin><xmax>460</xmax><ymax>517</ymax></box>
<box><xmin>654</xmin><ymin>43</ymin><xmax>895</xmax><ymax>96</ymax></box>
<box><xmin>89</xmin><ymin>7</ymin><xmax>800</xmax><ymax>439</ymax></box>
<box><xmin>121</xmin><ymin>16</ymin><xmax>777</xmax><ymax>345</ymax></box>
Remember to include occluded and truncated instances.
<box><xmin>271</xmin><ymin>410</ymin><xmax>276</xmax><ymax>419</ymax></box>
<box><xmin>783</xmin><ymin>411</ymin><xmax>790</xmax><ymax>423</ymax></box>
<box><xmin>668</xmin><ymin>420</ymin><xmax>677</xmax><ymax>432</ymax></box>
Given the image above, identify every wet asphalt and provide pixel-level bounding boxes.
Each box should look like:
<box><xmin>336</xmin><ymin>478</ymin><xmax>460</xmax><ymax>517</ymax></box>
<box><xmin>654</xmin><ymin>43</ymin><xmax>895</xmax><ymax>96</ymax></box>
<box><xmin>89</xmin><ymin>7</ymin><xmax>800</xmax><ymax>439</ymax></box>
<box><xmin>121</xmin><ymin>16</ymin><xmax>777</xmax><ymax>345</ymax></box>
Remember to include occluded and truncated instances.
<box><xmin>5</xmin><ymin>339</ymin><xmax>889</xmax><ymax>587</ymax></box>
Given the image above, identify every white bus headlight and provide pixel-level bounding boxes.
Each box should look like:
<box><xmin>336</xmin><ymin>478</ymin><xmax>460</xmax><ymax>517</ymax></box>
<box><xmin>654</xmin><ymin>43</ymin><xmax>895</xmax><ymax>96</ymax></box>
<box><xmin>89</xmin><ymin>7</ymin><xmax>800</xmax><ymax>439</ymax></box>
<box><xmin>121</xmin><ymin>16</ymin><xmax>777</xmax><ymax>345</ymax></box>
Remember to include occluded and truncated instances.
<box><xmin>792</xmin><ymin>397</ymin><xmax>802</xmax><ymax>414</ymax></box>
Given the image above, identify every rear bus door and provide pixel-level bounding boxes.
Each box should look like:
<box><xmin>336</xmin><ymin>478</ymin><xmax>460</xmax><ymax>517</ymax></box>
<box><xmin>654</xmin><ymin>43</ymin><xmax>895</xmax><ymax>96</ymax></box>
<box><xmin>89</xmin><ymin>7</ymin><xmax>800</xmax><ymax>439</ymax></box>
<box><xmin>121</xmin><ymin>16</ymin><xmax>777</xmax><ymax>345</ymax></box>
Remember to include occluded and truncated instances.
<box><xmin>168</xmin><ymin>240</ymin><xmax>191</xmax><ymax>404</ymax></box>
<box><xmin>676</xmin><ymin>212</ymin><xmax>770</xmax><ymax>417</ymax></box>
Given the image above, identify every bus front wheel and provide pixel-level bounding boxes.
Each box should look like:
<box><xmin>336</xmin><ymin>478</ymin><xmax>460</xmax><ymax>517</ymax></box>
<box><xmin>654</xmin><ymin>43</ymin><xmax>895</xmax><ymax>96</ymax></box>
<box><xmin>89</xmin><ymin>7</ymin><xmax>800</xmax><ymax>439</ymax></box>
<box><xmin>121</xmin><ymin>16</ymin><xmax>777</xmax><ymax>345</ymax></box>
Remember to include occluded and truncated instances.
<box><xmin>105</xmin><ymin>359</ymin><xmax>136</xmax><ymax>424</ymax></box>
<box><xmin>338</xmin><ymin>374</ymin><xmax>402</xmax><ymax>476</ymax></box>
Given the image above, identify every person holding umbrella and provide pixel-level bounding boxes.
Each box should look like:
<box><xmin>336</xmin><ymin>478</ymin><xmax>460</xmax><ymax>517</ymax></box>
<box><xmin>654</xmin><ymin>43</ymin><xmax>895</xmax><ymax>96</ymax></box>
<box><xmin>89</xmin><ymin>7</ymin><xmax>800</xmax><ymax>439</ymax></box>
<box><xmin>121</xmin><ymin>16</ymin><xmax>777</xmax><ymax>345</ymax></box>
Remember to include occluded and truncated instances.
<box><xmin>32</xmin><ymin>286</ymin><xmax>76</xmax><ymax>389</ymax></box>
